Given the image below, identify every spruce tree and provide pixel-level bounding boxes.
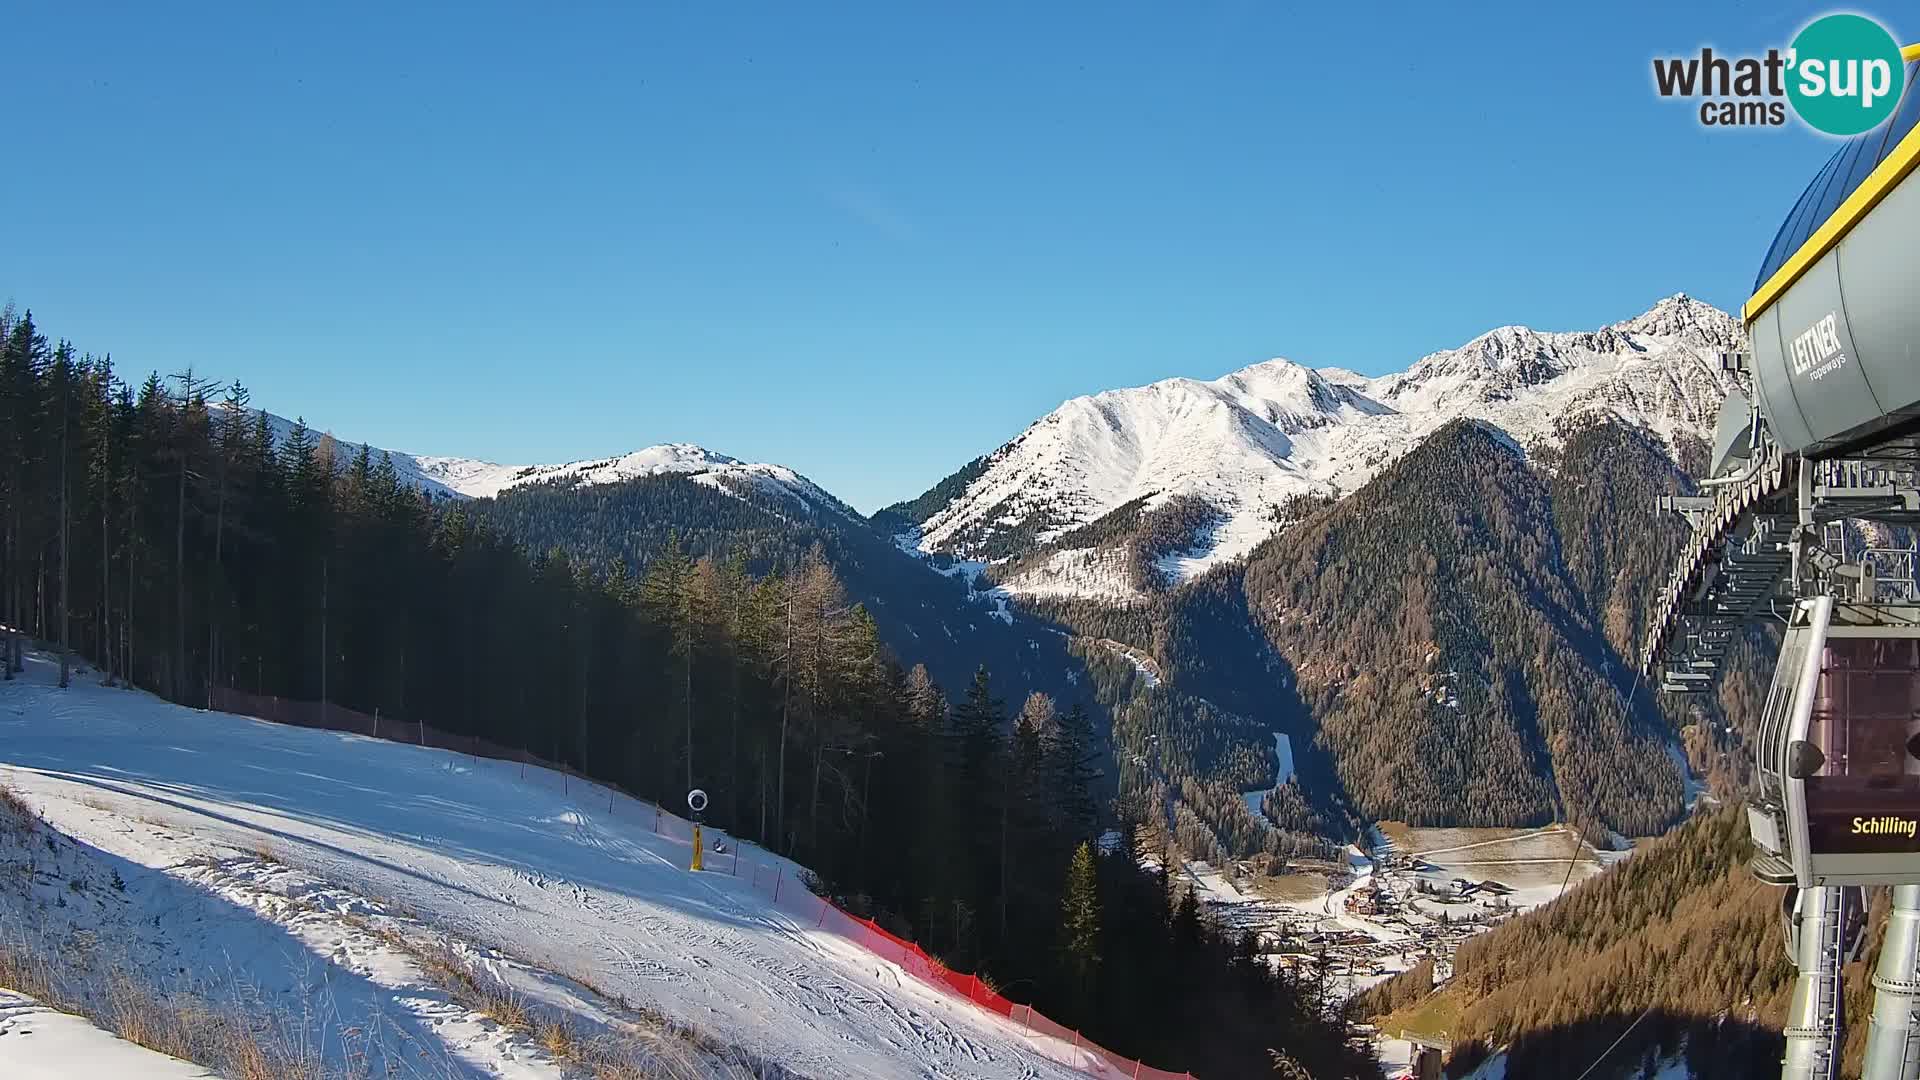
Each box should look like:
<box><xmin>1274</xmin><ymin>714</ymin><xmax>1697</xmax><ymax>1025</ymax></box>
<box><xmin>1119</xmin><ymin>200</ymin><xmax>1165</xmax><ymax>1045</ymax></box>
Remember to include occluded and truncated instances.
<box><xmin>1061</xmin><ymin>840</ymin><xmax>1101</xmax><ymax>1005</ymax></box>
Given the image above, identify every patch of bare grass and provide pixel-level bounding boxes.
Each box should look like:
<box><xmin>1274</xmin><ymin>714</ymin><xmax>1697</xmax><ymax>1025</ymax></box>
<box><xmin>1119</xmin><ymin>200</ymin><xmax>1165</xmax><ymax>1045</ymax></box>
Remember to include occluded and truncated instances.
<box><xmin>0</xmin><ymin>783</ymin><xmax>37</xmax><ymax>836</ymax></box>
<box><xmin>0</xmin><ymin>924</ymin><xmax>345</xmax><ymax>1079</ymax></box>
<box><xmin>0</xmin><ymin>808</ymin><xmax>461</xmax><ymax>1079</ymax></box>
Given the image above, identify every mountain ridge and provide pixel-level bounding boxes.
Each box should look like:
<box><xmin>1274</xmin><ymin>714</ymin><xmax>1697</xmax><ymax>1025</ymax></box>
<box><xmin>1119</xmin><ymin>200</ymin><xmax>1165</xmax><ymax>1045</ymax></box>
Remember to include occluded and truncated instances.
<box><xmin>895</xmin><ymin>293</ymin><xmax>1740</xmax><ymax>601</ymax></box>
<box><xmin>234</xmin><ymin>407</ymin><xmax>854</xmax><ymax>520</ymax></box>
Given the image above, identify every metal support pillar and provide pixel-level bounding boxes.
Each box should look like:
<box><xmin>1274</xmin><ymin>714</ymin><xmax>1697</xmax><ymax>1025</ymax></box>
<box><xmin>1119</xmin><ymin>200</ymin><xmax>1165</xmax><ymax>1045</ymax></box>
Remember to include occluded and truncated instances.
<box><xmin>1794</xmin><ymin>461</ymin><xmax>1816</xmax><ymax>597</ymax></box>
<box><xmin>1785</xmin><ymin>886</ymin><xmax>1850</xmax><ymax>1080</ymax></box>
<box><xmin>1864</xmin><ymin>885</ymin><xmax>1920</xmax><ymax>1080</ymax></box>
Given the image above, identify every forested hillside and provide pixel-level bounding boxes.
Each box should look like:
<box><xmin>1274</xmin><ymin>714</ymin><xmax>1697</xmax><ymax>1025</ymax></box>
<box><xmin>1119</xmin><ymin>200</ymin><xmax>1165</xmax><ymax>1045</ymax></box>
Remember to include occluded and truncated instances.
<box><xmin>467</xmin><ymin>472</ymin><xmax>1095</xmax><ymax>723</ymax></box>
<box><xmin>1357</xmin><ymin>802</ymin><xmax>1901</xmax><ymax>1080</ymax></box>
<box><xmin>1020</xmin><ymin>415</ymin><xmax>1714</xmax><ymax>849</ymax></box>
<box><xmin>1241</xmin><ymin>418</ymin><xmax>1685</xmax><ymax>838</ymax></box>
<box><xmin>0</xmin><ymin>306</ymin><xmax>1380</xmax><ymax>1079</ymax></box>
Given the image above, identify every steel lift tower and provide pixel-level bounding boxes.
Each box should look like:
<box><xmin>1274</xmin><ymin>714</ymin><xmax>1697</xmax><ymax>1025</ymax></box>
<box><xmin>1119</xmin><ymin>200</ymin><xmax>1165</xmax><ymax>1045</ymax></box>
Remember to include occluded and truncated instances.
<box><xmin>1643</xmin><ymin>43</ymin><xmax>1920</xmax><ymax>1080</ymax></box>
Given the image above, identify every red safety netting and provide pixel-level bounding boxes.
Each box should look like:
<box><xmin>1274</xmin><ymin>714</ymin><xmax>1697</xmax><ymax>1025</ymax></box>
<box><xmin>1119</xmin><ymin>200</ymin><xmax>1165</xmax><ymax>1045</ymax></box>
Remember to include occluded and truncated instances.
<box><xmin>684</xmin><ymin>811</ymin><xmax>1195</xmax><ymax>1080</ymax></box>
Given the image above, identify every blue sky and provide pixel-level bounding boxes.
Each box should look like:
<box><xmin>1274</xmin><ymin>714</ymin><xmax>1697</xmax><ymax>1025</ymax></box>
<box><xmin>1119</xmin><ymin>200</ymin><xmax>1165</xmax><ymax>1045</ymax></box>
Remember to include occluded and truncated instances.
<box><xmin>1</xmin><ymin>2</ymin><xmax>1897</xmax><ymax>511</ymax></box>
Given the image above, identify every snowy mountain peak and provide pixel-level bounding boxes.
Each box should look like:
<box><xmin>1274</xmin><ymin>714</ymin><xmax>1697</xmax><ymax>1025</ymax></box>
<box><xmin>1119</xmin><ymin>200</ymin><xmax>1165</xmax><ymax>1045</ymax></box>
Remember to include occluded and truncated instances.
<box><xmin>906</xmin><ymin>295</ymin><xmax>1741</xmax><ymax>599</ymax></box>
<box><xmin>412</xmin><ymin>441</ymin><xmax>854</xmax><ymax>516</ymax></box>
<box><xmin>242</xmin><ymin>411</ymin><xmax>850</xmax><ymax>518</ymax></box>
<box><xmin>1211</xmin><ymin>357</ymin><xmax>1378</xmax><ymax>425</ymax></box>
<box><xmin>1613</xmin><ymin>292</ymin><xmax>1742</xmax><ymax>346</ymax></box>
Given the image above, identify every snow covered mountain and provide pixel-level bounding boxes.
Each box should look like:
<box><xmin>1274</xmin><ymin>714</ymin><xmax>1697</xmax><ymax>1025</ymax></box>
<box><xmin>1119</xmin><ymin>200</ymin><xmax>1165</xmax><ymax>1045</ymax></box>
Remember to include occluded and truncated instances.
<box><xmin>412</xmin><ymin>443</ymin><xmax>857</xmax><ymax>517</ymax></box>
<box><xmin>242</xmin><ymin>409</ymin><xmax>854</xmax><ymax>518</ymax></box>
<box><xmin>898</xmin><ymin>294</ymin><xmax>1740</xmax><ymax>599</ymax></box>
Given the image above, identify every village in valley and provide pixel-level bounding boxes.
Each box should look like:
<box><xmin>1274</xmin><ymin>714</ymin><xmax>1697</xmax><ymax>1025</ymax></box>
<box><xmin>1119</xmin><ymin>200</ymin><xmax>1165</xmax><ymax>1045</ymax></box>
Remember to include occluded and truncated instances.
<box><xmin>1158</xmin><ymin>822</ymin><xmax>1627</xmax><ymax>1027</ymax></box>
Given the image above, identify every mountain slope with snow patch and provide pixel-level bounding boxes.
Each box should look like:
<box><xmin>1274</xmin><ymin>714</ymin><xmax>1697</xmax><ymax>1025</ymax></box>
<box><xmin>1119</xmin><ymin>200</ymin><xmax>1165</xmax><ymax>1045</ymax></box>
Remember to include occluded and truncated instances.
<box><xmin>900</xmin><ymin>294</ymin><xmax>1738</xmax><ymax>596</ymax></box>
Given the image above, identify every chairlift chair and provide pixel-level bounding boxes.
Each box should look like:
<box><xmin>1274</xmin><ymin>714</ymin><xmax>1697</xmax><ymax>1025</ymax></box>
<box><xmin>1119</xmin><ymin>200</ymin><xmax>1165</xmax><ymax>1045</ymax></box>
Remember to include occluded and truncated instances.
<box><xmin>1750</xmin><ymin>596</ymin><xmax>1920</xmax><ymax>888</ymax></box>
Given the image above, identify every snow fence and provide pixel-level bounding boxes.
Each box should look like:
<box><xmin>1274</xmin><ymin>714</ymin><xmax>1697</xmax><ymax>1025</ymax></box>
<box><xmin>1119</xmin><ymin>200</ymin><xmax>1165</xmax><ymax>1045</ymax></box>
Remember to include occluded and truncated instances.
<box><xmin>209</xmin><ymin>686</ymin><xmax>1195</xmax><ymax>1079</ymax></box>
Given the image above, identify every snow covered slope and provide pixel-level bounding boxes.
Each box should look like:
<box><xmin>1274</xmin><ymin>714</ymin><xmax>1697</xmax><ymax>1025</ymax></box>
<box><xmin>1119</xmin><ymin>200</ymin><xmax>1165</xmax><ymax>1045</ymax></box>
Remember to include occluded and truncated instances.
<box><xmin>0</xmin><ymin>655</ymin><xmax>1086</xmax><ymax>1080</ymax></box>
<box><xmin>0</xmin><ymin>991</ymin><xmax>214</xmax><ymax>1079</ymax></box>
<box><xmin>906</xmin><ymin>294</ymin><xmax>1739</xmax><ymax>596</ymax></box>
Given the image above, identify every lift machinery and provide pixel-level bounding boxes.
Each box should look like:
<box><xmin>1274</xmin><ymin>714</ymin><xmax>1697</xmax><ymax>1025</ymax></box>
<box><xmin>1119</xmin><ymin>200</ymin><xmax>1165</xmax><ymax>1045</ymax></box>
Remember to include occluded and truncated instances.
<box><xmin>1644</xmin><ymin>43</ymin><xmax>1920</xmax><ymax>1080</ymax></box>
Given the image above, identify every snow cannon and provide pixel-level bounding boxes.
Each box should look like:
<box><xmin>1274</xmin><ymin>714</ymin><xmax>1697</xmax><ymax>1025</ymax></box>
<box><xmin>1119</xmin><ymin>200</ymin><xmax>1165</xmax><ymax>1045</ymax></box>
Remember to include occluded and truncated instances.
<box><xmin>688</xmin><ymin>788</ymin><xmax>708</xmax><ymax>871</ymax></box>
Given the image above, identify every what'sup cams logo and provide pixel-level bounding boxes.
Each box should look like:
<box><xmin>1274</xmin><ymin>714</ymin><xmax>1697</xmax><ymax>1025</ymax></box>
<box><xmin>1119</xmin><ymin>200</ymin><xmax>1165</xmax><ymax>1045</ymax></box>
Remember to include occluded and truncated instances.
<box><xmin>1654</xmin><ymin>12</ymin><xmax>1907</xmax><ymax>135</ymax></box>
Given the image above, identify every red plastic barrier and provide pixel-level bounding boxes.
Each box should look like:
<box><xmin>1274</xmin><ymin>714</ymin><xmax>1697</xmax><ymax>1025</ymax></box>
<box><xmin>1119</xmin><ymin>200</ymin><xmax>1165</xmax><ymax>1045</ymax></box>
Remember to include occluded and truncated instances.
<box><xmin>632</xmin><ymin>801</ymin><xmax>1194</xmax><ymax>1079</ymax></box>
<box><xmin>709</xmin><ymin>840</ymin><xmax>1192</xmax><ymax>1078</ymax></box>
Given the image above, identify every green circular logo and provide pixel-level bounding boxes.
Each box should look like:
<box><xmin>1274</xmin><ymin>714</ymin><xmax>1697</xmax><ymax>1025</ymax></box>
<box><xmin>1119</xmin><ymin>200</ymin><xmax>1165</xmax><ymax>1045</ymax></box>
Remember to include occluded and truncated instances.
<box><xmin>1787</xmin><ymin>14</ymin><xmax>1907</xmax><ymax>136</ymax></box>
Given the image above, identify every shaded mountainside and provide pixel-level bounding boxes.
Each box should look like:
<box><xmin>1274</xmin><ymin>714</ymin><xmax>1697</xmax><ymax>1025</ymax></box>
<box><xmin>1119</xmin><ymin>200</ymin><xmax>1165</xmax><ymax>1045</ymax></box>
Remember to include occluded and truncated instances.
<box><xmin>468</xmin><ymin>473</ymin><xmax>1102</xmax><ymax>733</ymax></box>
<box><xmin>1359</xmin><ymin>803</ymin><xmax>1900</xmax><ymax>1080</ymax></box>
<box><xmin>987</xmin><ymin>413</ymin><xmax>1729</xmax><ymax>854</ymax></box>
<box><xmin>1540</xmin><ymin>421</ymin><xmax>1708</xmax><ymax>664</ymax></box>
<box><xmin>1240</xmin><ymin>418</ymin><xmax>1683</xmax><ymax>837</ymax></box>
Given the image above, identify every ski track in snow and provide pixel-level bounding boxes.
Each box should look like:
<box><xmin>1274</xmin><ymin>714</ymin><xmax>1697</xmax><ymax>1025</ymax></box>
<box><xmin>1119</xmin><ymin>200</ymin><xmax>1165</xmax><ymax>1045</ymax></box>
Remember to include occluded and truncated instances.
<box><xmin>0</xmin><ymin>655</ymin><xmax>1086</xmax><ymax>1080</ymax></box>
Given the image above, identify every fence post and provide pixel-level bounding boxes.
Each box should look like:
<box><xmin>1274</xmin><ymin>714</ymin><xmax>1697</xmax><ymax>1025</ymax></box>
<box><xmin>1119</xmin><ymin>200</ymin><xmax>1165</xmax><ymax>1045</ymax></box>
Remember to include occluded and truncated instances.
<box><xmin>373</xmin><ymin>707</ymin><xmax>380</xmax><ymax>740</ymax></box>
<box><xmin>773</xmin><ymin>867</ymin><xmax>782</xmax><ymax>903</ymax></box>
<box><xmin>1071</xmin><ymin>1029</ymin><xmax>1080</xmax><ymax>1050</ymax></box>
<box><xmin>816</xmin><ymin>898</ymin><xmax>828</xmax><ymax>928</ymax></box>
<box><xmin>654</xmin><ymin>804</ymin><xmax>661</xmax><ymax>833</ymax></box>
<box><xmin>1132</xmin><ymin>1061</ymin><xmax>1142</xmax><ymax>1079</ymax></box>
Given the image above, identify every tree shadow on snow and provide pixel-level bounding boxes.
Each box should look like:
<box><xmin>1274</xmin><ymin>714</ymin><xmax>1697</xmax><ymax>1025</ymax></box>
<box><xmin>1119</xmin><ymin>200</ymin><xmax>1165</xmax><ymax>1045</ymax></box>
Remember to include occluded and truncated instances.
<box><xmin>1445</xmin><ymin>1008</ymin><xmax>1784</xmax><ymax>1080</ymax></box>
<box><xmin>0</xmin><ymin>809</ymin><xmax>495</xmax><ymax>1078</ymax></box>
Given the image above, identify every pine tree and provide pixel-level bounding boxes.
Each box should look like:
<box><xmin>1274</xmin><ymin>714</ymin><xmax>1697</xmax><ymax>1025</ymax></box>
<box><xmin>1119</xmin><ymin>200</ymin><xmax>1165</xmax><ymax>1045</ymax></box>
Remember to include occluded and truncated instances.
<box><xmin>1046</xmin><ymin>701</ymin><xmax>1103</xmax><ymax>840</ymax></box>
<box><xmin>947</xmin><ymin>665</ymin><xmax>1005</xmax><ymax>960</ymax></box>
<box><xmin>642</xmin><ymin>531</ymin><xmax>696</xmax><ymax>794</ymax></box>
<box><xmin>1061</xmin><ymin>841</ymin><xmax>1101</xmax><ymax>1004</ymax></box>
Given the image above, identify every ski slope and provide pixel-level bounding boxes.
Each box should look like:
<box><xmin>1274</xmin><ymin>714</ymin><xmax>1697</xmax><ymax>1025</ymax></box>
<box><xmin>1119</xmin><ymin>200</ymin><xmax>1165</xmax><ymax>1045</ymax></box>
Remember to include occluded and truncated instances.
<box><xmin>0</xmin><ymin>654</ymin><xmax>1089</xmax><ymax>1079</ymax></box>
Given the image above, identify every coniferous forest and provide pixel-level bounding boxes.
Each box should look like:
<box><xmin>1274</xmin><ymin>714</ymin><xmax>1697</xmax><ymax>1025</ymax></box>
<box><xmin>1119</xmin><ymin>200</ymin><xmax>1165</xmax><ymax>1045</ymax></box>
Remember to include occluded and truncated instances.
<box><xmin>1352</xmin><ymin>801</ymin><xmax>1902</xmax><ymax>1080</ymax></box>
<box><xmin>0</xmin><ymin>306</ymin><xmax>1380</xmax><ymax>1079</ymax></box>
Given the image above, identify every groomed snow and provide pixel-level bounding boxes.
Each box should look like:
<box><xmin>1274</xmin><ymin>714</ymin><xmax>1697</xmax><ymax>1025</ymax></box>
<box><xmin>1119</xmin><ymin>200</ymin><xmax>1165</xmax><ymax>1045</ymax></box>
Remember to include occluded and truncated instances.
<box><xmin>0</xmin><ymin>654</ymin><xmax>1089</xmax><ymax>1080</ymax></box>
